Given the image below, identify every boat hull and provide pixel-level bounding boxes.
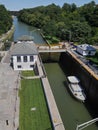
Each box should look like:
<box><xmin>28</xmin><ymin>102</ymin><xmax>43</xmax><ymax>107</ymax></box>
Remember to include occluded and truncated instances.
<box><xmin>68</xmin><ymin>83</ymin><xmax>85</xmax><ymax>102</ymax></box>
<box><xmin>67</xmin><ymin>76</ymin><xmax>86</xmax><ymax>102</ymax></box>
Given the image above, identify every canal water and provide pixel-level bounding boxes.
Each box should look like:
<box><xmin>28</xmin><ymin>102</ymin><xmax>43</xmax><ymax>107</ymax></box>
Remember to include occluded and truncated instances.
<box><xmin>44</xmin><ymin>63</ymin><xmax>98</xmax><ymax>130</ymax></box>
<box><xmin>13</xmin><ymin>16</ymin><xmax>46</xmax><ymax>44</ymax></box>
<box><xmin>13</xmin><ymin>16</ymin><xmax>98</xmax><ymax>130</ymax></box>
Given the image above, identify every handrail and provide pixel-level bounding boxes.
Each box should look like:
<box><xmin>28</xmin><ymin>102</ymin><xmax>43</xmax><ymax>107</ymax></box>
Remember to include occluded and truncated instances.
<box><xmin>76</xmin><ymin>117</ymin><xmax>98</xmax><ymax>130</ymax></box>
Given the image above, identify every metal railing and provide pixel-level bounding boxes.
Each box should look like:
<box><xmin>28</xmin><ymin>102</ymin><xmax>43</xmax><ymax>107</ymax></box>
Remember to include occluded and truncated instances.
<box><xmin>76</xmin><ymin>117</ymin><xmax>98</xmax><ymax>130</ymax></box>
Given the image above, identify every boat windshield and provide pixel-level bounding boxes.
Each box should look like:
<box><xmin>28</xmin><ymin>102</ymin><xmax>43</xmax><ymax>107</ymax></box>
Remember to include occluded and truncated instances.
<box><xmin>71</xmin><ymin>84</ymin><xmax>82</xmax><ymax>92</ymax></box>
<box><xmin>68</xmin><ymin>76</ymin><xmax>80</xmax><ymax>84</ymax></box>
<box><xmin>75</xmin><ymin>90</ymin><xmax>82</xmax><ymax>92</ymax></box>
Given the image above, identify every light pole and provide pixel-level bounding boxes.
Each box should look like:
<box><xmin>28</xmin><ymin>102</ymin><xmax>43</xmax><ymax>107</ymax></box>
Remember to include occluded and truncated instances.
<box><xmin>65</xmin><ymin>30</ymin><xmax>71</xmax><ymax>43</ymax></box>
<box><xmin>68</xmin><ymin>30</ymin><xmax>71</xmax><ymax>43</ymax></box>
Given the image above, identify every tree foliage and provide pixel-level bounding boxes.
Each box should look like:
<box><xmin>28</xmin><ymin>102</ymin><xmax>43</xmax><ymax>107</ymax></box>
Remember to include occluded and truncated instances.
<box><xmin>0</xmin><ymin>5</ymin><xmax>12</xmax><ymax>35</ymax></box>
<box><xmin>18</xmin><ymin>1</ymin><xmax>98</xmax><ymax>44</ymax></box>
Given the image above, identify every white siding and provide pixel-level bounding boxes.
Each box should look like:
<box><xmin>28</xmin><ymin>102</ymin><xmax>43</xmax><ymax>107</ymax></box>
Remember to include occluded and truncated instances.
<box><xmin>89</xmin><ymin>51</ymin><xmax>96</xmax><ymax>56</ymax></box>
<box><xmin>82</xmin><ymin>50</ymin><xmax>89</xmax><ymax>56</ymax></box>
<box><xmin>76</xmin><ymin>47</ymin><xmax>84</xmax><ymax>55</ymax></box>
<box><xmin>76</xmin><ymin>44</ymin><xmax>96</xmax><ymax>56</ymax></box>
<box><xmin>12</xmin><ymin>55</ymin><xmax>37</xmax><ymax>70</ymax></box>
<box><xmin>76</xmin><ymin>47</ymin><xmax>95</xmax><ymax>56</ymax></box>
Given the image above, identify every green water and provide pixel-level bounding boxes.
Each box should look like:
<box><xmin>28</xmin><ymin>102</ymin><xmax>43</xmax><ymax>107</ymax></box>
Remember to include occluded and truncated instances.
<box><xmin>44</xmin><ymin>63</ymin><xmax>98</xmax><ymax>130</ymax></box>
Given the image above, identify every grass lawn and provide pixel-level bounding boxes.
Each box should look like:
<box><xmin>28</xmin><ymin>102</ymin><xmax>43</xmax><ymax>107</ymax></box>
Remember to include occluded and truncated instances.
<box><xmin>19</xmin><ymin>78</ymin><xmax>52</xmax><ymax>130</ymax></box>
<box><xmin>86</xmin><ymin>50</ymin><xmax>98</xmax><ymax>66</ymax></box>
<box><xmin>21</xmin><ymin>70</ymin><xmax>35</xmax><ymax>77</ymax></box>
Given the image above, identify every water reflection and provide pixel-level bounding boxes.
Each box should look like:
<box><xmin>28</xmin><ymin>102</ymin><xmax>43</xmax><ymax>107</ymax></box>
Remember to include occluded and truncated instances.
<box><xmin>13</xmin><ymin>16</ymin><xmax>46</xmax><ymax>44</ymax></box>
<box><xmin>44</xmin><ymin>63</ymin><xmax>98</xmax><ymax>130</ymax></box>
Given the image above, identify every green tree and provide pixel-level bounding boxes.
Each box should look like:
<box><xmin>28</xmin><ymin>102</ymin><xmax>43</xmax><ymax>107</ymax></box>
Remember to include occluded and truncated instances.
<box><xmin>62</xmin><ymin>3</ymin><xmax>72</xmax><ymax>13</ymax></box>
<box><xmin>42</xmin><ymin>20</ymin><xmax>57</xmax><ymax>37</ymax></box>
<box><xmin>18</xmin><ymin>2</ymin><xmax>98</xmax><ymax>44</ymax></box>
<box><xmin>56</xmin><ymin>22</ymin><xmax>68</xmax><ymax>40</ymax></box>
<box><xmin>71</xmin><ymin>3</ymin><xmax>77</xmax><ymax>12</ymax></box>
<box><xmin>78</xmin><ymin>1</ymin><xmax>96</xmax><ymax>26</ymax></box>
<box><xmin>44</xmin><ymin>3</ymin><xmax>61</xmax><ymax>21</ymax></box>
<box><xmin>70</xmin><ymin>21</ymin><xmax>92</xmax><ymax>43</ymax></box>
<box><xmin>0</xmin><ymin>5</ymin><xmax>12</xmax><ymax>35</ymax></box>
<box><xmin>88</xmin><ymin>5</ymin><xmax>98</xmax><ymax>27</ymax></box>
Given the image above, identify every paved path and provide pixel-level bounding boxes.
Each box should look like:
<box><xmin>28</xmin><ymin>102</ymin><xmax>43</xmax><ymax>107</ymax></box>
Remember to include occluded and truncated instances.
<box><xmin>21</xmin><ymin>75</ymin><xmax>40</xmax><ymax>79</ymax></box>
<box><xmin>0</xmin><ymin>42</ymin><xmax>65</xmax><ymax>130</ymax></box>
<box><xmin>36</xmin><ymin>56</ymin><xmax>65</xmax><ymax>130</ymax></box>
<box><xmin>1</xmin><ymin>42</ymin><xmax>14</xmax><ymax>63</ymax></box>
<box><xmin>38</xmin><ymin>48</ymin><xmax>66</xmax><ymax>53</ymax></box>
<box><xmin>0</xmin><ymin>63</ymin><xmax>20</xmax><ymax>130</ymax></box>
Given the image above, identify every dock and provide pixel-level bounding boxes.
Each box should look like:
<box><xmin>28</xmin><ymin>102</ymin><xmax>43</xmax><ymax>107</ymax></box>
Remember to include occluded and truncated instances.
<box><xmin>36</xmin><ymin>55</ymin><xmax>65</xmax><ymax>130</ymax></box>
<box><xmin>38</xmin><ymin>48</ymin><xmax>66</xmax><ymax>53</ymax></box>
<box><xmin>38</xmin><ymin>45</ymin><xmax>66</xmax><ymax>53</ymax></box>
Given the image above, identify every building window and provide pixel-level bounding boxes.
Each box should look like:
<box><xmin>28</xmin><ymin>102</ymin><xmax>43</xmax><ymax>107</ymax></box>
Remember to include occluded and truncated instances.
<box><xmin>23</xmin><ymin>56</ymin><xmax>27</xmax><ymax>62</ymax></box>
<box><xmin>17</xmin><ymin>56</ymin><xmax>21</xmax><ymax>62</ymax></box>
<box><xmin>17</xmin><ymin>65</ymin><xmax>21</xmax><ymax>68</ymax></box>
<box><xmin>30</xmin><ymin>56</ymin><xmax>33</xmax><ymax>62</ymax></box>
<box><xmin>30</xmin><ymin>65</ymin><xmax>34</xmax><ymax>68</ymax></box>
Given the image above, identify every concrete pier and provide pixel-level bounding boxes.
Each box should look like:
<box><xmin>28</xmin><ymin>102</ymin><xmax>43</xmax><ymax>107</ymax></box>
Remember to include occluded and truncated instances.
<box><xmin>37</xmin><ymin>55</ymin><xmax>65</xmax><ymax>130</ymax></box>
<box><xmin>0</xmin><ymin>63</ymin><xmax>20</xmax><ymax>130</ymax></box>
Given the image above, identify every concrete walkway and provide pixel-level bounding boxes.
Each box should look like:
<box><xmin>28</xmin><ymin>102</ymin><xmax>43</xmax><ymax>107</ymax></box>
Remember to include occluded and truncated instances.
<box><xmin>0</xmin><ymin>63</ymin><xmax>20</xmax><ymax>130</ymax></box>
<box><xmin>21</xmin><ymin>75</ymin><xmax>40</xmax><ymax>79</ymax></box>
<box><xmin>38</xmin><ymin>48</ymin><xmax>66</xmax><ymax>53</ymax></box>
<box><xmin>0</xmin><ymin>41</ymin><xmax>65</xmax><ymax>130</ymax></box>
<box><xmin>36</xmin><ymin>56</ymin><xmax>65</xmax><ymax>130</ymax></box>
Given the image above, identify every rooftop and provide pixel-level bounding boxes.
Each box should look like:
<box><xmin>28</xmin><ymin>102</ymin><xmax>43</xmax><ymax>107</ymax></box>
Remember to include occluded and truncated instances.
<box><xmin>77</xmin><ymin>44</ymin><xmax>96</xmax><ymax>51</ymax></box>
<box><xmin>18</xmin><ymin>35</ymin><xmax>34</xmax><ymax>41</ymax></box>
<box><xmin>67</xmin><ymin>76</ymin><xmax>80</xmax><ymax>83</ymax></box>
<box><xmin>11</xmin><ymin>41</ymin><xmax>38</xmax><ymax>55</ymax></box>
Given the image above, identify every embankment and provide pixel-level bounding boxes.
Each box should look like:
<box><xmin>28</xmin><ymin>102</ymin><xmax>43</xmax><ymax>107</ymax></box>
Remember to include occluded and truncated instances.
<box><xmin>0</xmin><ymin>25</ymin><xmax>14</xmax><ymax>42</ymax></box>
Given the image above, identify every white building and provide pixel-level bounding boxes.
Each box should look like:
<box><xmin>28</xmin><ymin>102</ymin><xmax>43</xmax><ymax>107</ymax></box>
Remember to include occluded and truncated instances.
<box><xmin>76</xmin><ymin>44</ymin><xmax>96</xmax><ymax>56</ymax></box>
<box><xmin>11</xmin><ymin>40</ymin><xmax>38</xmax><ymax>71</ymax></box>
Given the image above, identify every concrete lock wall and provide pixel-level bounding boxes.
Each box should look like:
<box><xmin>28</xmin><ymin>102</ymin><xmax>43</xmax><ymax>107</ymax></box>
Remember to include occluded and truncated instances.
<box><xmin>41</xmin><ymin>51</ymin><xmax>98</xmax><ymax>112</ymax></box>
<box><xmin>60</xmin><ymin>52</ymin><xmax>98</xmax><ymax>111</ymax></box>
<box><xmin>40</xmin><ymin>52</ymin><xmax>60</xmax><ymax>62</ymax></box>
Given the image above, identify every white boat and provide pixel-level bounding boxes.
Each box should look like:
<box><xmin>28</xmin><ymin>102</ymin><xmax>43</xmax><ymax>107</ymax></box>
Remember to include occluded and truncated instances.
<box><xmin>67</xmin><ymin>76</ymin><xmax>86</xmax><ymax>102</ymax></box>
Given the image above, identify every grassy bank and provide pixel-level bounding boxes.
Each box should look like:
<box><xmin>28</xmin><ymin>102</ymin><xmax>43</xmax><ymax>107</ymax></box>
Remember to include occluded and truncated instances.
<box><xmin>0</xmin><ymin>25</ymin><xmax>14</xmax><ymax>42</ymax></box>
<box><xmin>86</xmin><ymin>50</ymin><xmax>98</xmax><ymax>66</ymax></box>
<box><xmin>19</xmin><ymin>78</ymin><xmax>52</xmax><ymax>130</ymax></box>
<box><xmin>4</xmin><ymin>25</ymin><xmax>15</xmax><ymax>41</ymax></box>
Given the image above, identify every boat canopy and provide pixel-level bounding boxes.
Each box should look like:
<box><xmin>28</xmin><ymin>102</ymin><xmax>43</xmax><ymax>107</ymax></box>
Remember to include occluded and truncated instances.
<box><xmin>71</xmin><ymin>84</ymin><xmax>82</xmax><ymax>92</ymax></box>
<box><xmin>67</xmin><ymin>76</ymin><xmax>80</xmax><ymax>83</ymax></box>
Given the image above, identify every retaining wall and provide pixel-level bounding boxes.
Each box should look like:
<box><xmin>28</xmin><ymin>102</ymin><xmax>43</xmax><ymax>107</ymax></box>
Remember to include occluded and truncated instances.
<box><xmin>60</xmin><ymin>52</ymin><xmax>98</xmax><ymax>111</ymax></box>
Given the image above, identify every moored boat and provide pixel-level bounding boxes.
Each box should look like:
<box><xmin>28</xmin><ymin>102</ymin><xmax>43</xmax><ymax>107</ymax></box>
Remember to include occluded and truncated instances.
<box><xmin>67</xmin><ymin>76</ymin><xmax>86</xmax><ymax>102</ymax></box>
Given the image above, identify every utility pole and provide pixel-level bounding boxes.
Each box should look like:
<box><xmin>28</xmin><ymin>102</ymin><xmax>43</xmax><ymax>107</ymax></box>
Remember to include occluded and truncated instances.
<box><xmin>68</xmin><ymin>30</ymin><xmax>71</xmax><ymax>44</ymax></box>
